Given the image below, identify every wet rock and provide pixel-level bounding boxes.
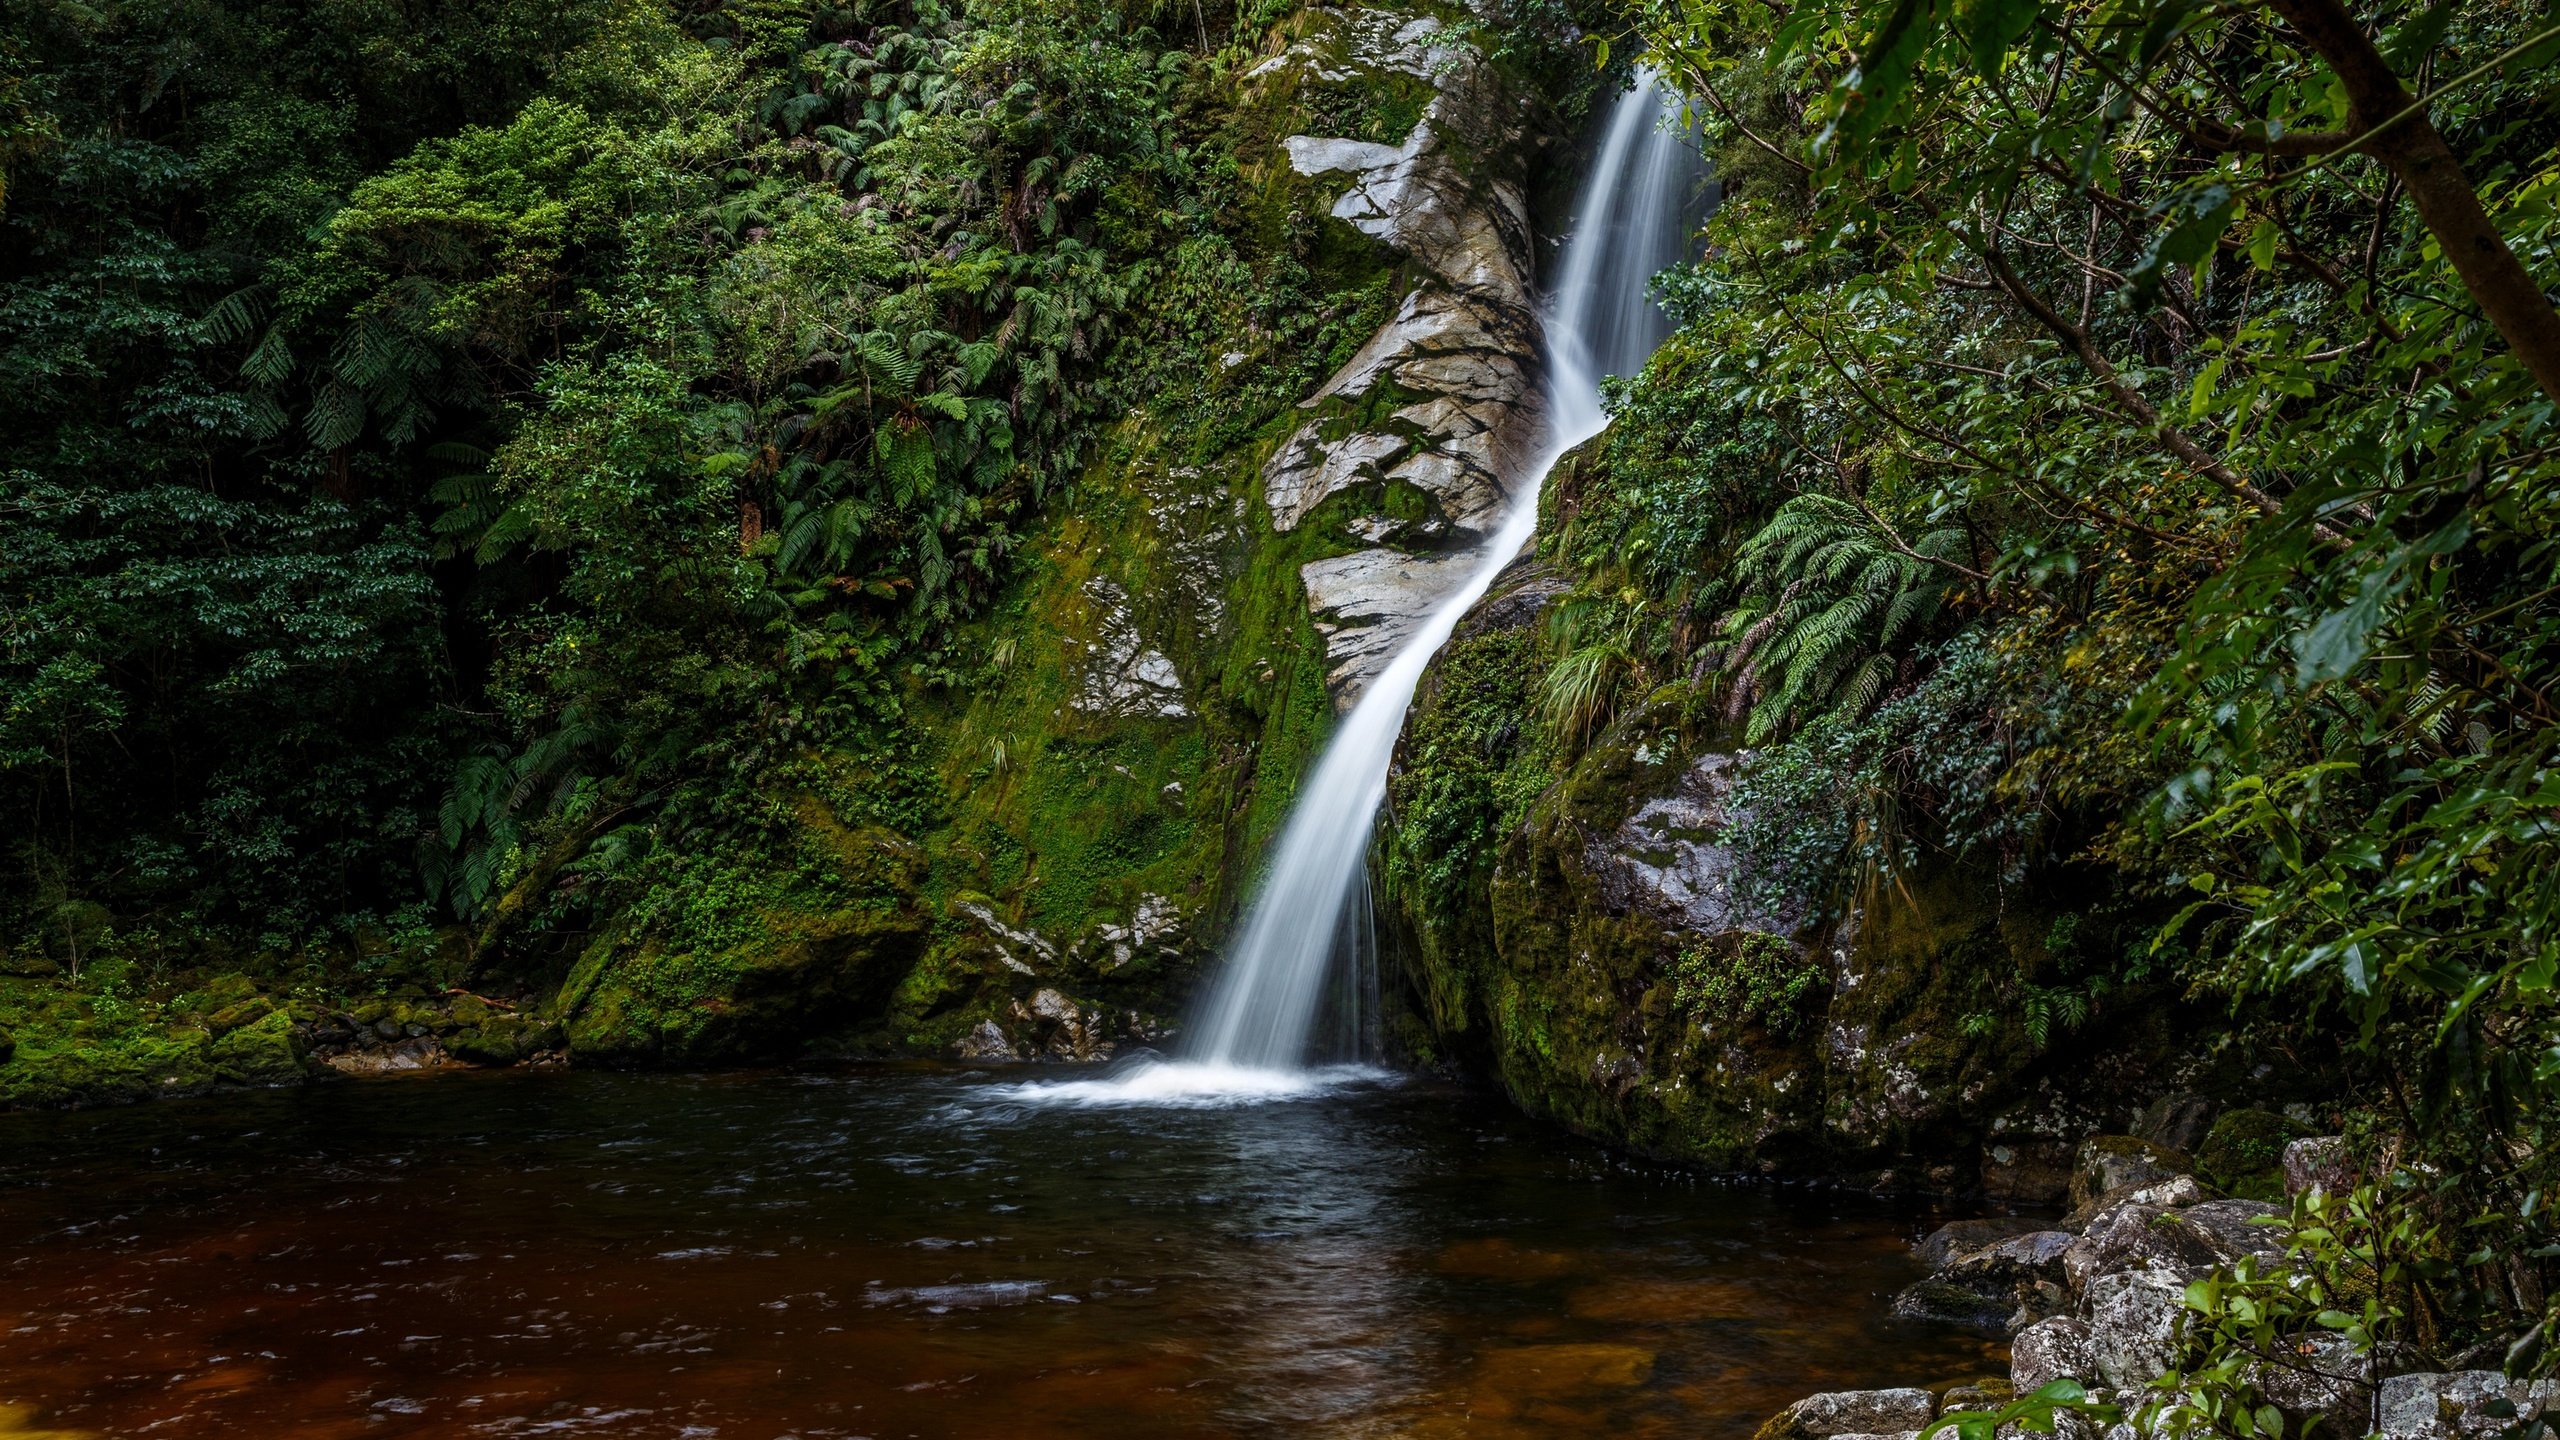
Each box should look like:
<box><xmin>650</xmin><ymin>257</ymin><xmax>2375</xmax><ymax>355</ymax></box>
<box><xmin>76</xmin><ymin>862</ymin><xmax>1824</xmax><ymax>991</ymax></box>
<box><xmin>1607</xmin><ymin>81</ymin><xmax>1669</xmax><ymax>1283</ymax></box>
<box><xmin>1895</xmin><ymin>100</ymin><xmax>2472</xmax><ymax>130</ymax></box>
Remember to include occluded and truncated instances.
<box><xmin>322</xmin><ymin>1034</ymin><xmax>450</xmax><ymax>1076</ymax></box>
<box><xmin>2011</xmin><ymin>1318</ymin><xmax>2099</xmax><ymax>1391</ymax></box>
<box><xmin>2284</xmin><ymin>1136</ymin><xmax>2356</xmax><ymax>1198</ymax></box>
<box><xmin>1917</xmin><ymin>1217</ymin><xmax>2047</xmax><ymax>1269</ymax></box>
<box><xmin>1250</xmin><ymin>8</ymin><xmax>1547</xmax><ymax>704</ymax></box>
<box><xmin>2064</xmin><ymin>1173</ymin><xmax>2214</xmax><ymax>1230</ymax></box>
<box><xmin>951</xmin><ymin>898</ymin><xmax>1057</xmax><ymax>976</ymax></box>
<box><xmin>2084</xmin><ymin>1268</ymin><xmax>2191</xmax><ymax>1389</ymax></box>
<box><xmin>1067</xmin><ymin>577</ymin><xmax>1190</xmax><ymax>720</ymax></box>
<box><xmin>1983</xmin><ymin>1139</ymin><xmax>2079</xmax><ymax>1207</ymax></box>
<box><xmin>952</xmin><ymin>1019</ymin><xmax>1019</xmax><ymax>1063</ymax></box>
<box><xmin>2070</xmin><ymin>1135</ymin><xmax>2191</xmax><ymax>1210</ymax></box>
<box><xmin>1893</xmin><ymin>1279</ymin><xmax>2010</xmax><ymax>1328</ymax></box>
<box><xmin>2135</xmin><ymin>1093</ymin><xmax>2217</xmax><ymax>1154</ymax></box>
<box><xmin>1950</xmin><ymin>1229</ymin><xmax>2077</xmax><ymax>1286</ymax></box>
<box><xmin>2375</xmin><ymin>1370</ymin><xmax>2560</xmax><ymax>1439</ymax></box>
<box><xmin>1083</xmin><ymin>894</ymin><xmax>1182</xmax><ymax>975</ymax></box>
<box><xmin>2063</xmin><ymin>1205</ymin><xmax>2230</xmax><ymax>1295</ymax></box>
<box><xmin>1899</xmin><ymin>1229</ymin><xmax>2076</xmax><ymax>1333</ymax></box>
<box><xmin>1583</xmin><ymin>750</ymin><xmax>1806</xmax><ymax>935</ymax></box>
<box><xmin>1761</xmin><ymin>1388</ymin><xmax>1937</xmax><ymax>1440</ymax></box>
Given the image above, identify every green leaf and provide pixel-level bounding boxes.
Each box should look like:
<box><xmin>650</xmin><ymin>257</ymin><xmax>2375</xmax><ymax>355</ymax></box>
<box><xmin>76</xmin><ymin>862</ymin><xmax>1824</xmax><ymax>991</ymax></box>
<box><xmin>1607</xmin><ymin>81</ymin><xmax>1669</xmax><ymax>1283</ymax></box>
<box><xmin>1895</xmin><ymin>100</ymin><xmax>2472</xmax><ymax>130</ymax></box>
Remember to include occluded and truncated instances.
<box><xmin>1954</xmin><ymin>0</ymin><xmax>2037</xmax><ymax>77</ymax></box>
<box><xmin>2125</xmin><ymin>181</ymin><xmax>2235</xmax><ymax>307</ymax></box>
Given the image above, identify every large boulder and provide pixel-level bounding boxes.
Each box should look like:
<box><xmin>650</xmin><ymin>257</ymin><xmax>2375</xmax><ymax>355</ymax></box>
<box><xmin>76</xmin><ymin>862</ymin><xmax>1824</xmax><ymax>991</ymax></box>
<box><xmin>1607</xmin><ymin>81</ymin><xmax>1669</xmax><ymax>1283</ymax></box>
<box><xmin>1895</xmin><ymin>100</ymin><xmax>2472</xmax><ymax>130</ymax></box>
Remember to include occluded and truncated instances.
<box><xmin>2084</xmin><ymin>1268</ymin><xmax>2192</xmax><ymax>1389</ymax></box>
<box><xmin>2375</xmin><ymin>1371</ymin><xmax>2560</xmax><ymax>1439</ymax></box>
<box><xmin>2011</xmin><ymin>1316</ymin><xmax>2099</xmax><ymax>1391</ymax></box>
<box><xmin>2070</xmin><ymin>1135</ymin><xmax>2192</xmax><ymax>1211</ymax></box>
<box><xmin>2177</xmin><ymin>1198</ymin><xmax>2289</xmax><ymax>1263</ymax></box>
<box><xmin>2065</xmin><ymin>1173</ymin><xmax>2215</xmax><ymax>1230</ymax></box>
<box><xmin>2063</xmin><ymin>1204</ymin><xmax>2232</xmax><ymax>1295</ymax></box>
<box><xmin>2193</xmin><ymin>1109</ymin><xmax>2312</xmax><ymax>1199</ymax></box>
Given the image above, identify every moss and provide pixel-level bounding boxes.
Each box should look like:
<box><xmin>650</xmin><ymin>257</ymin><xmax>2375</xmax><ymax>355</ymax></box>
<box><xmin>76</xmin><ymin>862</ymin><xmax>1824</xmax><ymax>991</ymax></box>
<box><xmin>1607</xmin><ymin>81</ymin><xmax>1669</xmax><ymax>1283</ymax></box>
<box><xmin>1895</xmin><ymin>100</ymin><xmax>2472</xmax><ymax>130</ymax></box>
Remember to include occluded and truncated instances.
<box><xmin>2194</xmin><ymin>1108</ymin><xmax>2311</xmax><ymax>1199</ymax></box>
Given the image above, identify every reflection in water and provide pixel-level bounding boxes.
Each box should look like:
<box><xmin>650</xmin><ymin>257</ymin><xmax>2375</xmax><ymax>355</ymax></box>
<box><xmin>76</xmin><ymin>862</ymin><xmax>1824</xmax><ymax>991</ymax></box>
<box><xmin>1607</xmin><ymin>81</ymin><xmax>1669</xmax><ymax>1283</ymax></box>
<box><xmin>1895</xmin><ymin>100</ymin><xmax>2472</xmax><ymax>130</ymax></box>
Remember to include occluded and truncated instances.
<box><xmin>0</xmin><ymin>1069</ymin><xmax>2002</xmax><ymax>1438</ymax></box>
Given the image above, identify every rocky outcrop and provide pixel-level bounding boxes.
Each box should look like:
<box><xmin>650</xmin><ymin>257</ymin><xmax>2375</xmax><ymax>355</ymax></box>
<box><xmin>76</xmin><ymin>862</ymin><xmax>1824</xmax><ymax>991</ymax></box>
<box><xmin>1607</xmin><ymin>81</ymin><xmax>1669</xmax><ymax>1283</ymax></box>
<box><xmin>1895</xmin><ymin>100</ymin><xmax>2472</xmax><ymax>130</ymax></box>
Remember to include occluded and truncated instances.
<box><xmin>1382</xmin><ymin>557</ymin><xmax>2213</xmax><ymax>1187</ymax></box>
<box><xmin>1250</xmin><ymin>7</ymin><xmax>1550</xmax><ymax>702</ymax></box>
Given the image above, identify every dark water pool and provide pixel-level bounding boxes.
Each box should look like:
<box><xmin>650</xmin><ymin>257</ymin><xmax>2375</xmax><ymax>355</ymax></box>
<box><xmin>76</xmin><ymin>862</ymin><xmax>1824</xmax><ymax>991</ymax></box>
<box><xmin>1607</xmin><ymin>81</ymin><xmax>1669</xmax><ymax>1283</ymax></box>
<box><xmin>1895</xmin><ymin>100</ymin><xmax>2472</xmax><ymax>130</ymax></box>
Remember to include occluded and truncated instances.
<box><xmin>0</xmin><ymin>1065</ymin><xmax>2001</xmax><ymax>1439</ymax></box>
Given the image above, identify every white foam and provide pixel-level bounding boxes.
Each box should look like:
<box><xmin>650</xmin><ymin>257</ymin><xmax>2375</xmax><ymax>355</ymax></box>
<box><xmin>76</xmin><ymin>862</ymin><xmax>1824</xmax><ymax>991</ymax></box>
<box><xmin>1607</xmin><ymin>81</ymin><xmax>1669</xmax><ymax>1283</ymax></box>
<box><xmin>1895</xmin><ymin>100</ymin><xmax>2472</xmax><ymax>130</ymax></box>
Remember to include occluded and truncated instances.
<box><xmin>988</xmin><ymin>1060</ymin><xmax>1396</xmax><ymax>1109</ymax></box>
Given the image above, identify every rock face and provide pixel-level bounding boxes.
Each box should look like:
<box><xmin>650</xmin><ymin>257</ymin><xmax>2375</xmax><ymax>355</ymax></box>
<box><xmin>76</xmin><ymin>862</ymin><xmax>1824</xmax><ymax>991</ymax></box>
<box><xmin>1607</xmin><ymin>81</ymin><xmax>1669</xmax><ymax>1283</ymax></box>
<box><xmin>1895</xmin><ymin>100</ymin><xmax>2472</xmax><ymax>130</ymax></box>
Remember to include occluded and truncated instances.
<box><xmin>1251</xmin><ymin>7</ymin><xmax>1550</xmax><ymax>702</ymax></box>
<box><xmin>2377</xmin><ymin>1371</ymin><xmax>2560</xmax><ymax>1439</ymax></box>
<box><xmin>1382</xmin><ymin>557</ymin><xmax>2211</xmax><ymax>1185</ymax></box>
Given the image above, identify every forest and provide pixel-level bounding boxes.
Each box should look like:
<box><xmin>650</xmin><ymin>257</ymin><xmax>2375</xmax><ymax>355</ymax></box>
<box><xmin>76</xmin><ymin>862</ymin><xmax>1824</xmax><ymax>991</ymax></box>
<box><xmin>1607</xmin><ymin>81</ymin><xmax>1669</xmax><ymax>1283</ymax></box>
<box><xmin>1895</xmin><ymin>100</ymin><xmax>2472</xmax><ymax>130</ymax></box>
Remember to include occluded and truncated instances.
<box><xmin>3</xmin><ymin>0</ymin><xmax>2559</xmax><ymax>1431</ymax></box>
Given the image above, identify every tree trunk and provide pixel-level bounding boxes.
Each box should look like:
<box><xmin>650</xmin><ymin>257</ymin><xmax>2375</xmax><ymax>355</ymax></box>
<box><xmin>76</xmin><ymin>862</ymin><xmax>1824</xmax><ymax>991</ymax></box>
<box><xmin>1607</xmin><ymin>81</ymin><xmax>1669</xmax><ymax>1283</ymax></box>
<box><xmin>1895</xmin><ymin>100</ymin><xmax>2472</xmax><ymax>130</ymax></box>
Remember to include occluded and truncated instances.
<box><xmin>2267</xmin><ymin>0</ymin><xmax>2560</xmax><ymax>406</ymax></box>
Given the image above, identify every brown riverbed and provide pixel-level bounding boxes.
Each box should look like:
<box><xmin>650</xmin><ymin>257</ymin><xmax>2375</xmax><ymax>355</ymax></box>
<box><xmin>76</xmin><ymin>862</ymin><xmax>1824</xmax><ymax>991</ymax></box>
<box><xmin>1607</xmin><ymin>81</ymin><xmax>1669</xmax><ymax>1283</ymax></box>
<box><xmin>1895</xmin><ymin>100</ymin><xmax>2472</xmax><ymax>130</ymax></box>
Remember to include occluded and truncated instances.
<box><xmin>0</xmin><ymin>1065</ymin><xmax>2003</xmax><ymax>1438</ymax></box>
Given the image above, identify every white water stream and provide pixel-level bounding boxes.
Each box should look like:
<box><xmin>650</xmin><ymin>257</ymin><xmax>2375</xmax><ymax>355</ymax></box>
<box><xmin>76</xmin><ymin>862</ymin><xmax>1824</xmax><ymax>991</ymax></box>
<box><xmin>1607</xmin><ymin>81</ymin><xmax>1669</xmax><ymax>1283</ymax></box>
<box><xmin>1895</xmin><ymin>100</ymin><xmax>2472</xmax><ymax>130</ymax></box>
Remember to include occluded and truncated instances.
<box><xmin>1014</xmin><ymin>70</ymin><xmax>1710</xmax><ymax>1107</ymax></box>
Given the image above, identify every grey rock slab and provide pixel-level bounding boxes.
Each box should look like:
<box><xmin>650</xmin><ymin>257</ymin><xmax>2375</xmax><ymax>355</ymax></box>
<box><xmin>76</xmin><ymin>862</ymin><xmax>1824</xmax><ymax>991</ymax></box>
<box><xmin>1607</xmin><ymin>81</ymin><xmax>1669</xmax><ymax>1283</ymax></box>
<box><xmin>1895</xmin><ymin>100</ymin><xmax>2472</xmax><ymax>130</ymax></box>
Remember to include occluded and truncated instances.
<box><xmin>2084</xmin><ymin>1268</ymin><xmax>2192</xmax><ymax>1390</ymax></box>
<box><xmin>2010</xmin><ymin>1316</ymin><xmax>2098</xmax><ymax>1392</ymax></box>
<box><xmin>1299</xmin><ymin>544</ymin><xmax>1506</xmax><ymax>703</ymax></box>
<box><xmin>2376</xmin><ymin>1370</ymin><xmax>2560</xmax><ymax>1439</ymax></box>
<box><xmin>2064</xmin><ymin>1205</ymin><xmax>2229</xmax><ymax>1295</ymax></box>
<box><xmin>1782</xmin><ymin>1388</ymin><xmax>1937</xmax><ymax>1437</ymax></box>
<box><xmin>2247</xmin><ymin>1331</ymin><xmax>2376</xmax><ymax>1428</ymax></box>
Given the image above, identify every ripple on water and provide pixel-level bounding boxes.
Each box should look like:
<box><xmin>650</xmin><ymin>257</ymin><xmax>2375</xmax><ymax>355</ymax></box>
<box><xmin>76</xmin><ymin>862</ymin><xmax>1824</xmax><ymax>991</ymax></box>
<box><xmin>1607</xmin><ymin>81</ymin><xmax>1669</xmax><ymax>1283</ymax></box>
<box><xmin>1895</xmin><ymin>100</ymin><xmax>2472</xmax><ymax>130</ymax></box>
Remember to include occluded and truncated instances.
<box><xmin>0</xmin><ymin>1066</ymin><xmax>2007</xmax><ymax>1440</ymax></box>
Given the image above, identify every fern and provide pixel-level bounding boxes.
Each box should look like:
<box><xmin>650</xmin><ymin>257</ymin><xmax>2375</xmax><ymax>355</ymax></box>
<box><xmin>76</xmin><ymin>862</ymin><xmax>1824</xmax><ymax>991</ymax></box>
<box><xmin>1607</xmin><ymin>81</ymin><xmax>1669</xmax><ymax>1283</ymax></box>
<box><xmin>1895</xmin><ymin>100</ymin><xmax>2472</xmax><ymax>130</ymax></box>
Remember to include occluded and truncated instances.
<box><xmin>1722</xmin><ymin>494</ymin><xmax>1963</xmax><ymax>742</ymax></box>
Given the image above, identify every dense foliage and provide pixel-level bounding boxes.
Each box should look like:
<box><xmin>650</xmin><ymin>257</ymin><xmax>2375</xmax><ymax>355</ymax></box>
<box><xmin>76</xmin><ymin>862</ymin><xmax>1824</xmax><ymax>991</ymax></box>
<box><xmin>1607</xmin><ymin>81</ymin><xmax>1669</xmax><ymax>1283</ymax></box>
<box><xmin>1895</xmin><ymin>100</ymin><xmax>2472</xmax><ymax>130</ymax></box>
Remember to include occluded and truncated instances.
<box><xmin>1551</xmin><ymin>0</ymin><xmax>2560</xmax><ymax>1406</ymax></box>
<box><xmin>0</xmin><ymin>0</ymin><xmax>1238</xmax><ymax>957</ymax></box>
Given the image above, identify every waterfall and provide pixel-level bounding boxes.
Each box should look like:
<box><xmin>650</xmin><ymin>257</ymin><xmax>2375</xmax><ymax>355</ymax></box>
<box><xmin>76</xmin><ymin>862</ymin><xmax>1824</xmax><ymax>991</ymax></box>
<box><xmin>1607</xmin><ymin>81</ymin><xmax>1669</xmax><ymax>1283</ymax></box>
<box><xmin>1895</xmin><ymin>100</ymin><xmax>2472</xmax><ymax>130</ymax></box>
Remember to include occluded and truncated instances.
<box><xmin>1011</xmin><ymin>69</ymin><xmax>1709</xmax><ymax>1105</ymax></box>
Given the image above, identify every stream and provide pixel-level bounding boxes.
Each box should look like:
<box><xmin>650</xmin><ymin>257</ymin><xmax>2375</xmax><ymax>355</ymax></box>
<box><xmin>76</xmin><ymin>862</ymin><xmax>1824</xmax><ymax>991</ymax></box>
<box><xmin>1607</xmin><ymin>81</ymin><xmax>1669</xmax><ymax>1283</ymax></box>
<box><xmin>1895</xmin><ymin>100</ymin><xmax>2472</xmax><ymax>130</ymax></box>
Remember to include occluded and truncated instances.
<box><xmin>0</xmin><ymin>1066</ymin><xmax>2001</xmax><ymax>1438</ymax></box>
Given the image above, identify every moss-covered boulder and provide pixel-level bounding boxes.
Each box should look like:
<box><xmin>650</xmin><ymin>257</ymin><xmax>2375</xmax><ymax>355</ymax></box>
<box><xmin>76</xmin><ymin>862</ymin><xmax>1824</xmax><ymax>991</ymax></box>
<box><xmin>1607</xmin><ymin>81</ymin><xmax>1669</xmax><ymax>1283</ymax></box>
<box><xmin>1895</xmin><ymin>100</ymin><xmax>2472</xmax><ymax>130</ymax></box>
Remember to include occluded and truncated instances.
<box><xmin>1381</xmin><ymin>549</ymin><xmax>2202</xmax><ymax>1189</ymax></box>
<box><xmin>2193</xmin><ymin>1108</ymin><xmax>2312</xmax><ymax>1199</ymax></box>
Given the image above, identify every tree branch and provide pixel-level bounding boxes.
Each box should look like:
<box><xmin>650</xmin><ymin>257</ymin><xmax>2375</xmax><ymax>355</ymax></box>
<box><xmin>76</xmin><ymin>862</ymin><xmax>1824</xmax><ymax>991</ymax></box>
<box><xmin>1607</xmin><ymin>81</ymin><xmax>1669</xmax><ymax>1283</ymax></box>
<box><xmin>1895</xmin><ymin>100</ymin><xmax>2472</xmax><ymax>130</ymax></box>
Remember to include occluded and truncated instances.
<box><xmin>2262</xmin><ymin>0</ymin><xmax>2560</xmax><ymax>405</ymax></box>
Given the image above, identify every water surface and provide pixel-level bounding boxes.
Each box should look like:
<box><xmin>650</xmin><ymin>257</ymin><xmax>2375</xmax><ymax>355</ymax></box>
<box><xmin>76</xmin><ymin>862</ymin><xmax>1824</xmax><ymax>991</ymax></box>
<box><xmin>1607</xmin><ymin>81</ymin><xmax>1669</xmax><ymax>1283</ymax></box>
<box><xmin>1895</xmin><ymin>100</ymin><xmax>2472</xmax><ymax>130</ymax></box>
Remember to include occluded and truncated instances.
<box><xmin>0</xmin><ymin>1066</ymin><xmax>2001</xmax><ymax>1438</ymax></box>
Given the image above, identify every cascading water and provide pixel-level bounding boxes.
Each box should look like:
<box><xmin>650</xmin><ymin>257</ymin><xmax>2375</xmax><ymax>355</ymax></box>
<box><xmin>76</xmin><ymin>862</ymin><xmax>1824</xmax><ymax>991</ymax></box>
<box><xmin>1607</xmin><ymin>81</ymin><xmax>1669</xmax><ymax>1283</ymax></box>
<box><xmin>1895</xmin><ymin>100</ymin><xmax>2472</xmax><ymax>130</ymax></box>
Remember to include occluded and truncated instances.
<box><xmin>1015</xmin><ymin>69</ymin><xmax>1710</xmax><ymax>1105</ymax></box>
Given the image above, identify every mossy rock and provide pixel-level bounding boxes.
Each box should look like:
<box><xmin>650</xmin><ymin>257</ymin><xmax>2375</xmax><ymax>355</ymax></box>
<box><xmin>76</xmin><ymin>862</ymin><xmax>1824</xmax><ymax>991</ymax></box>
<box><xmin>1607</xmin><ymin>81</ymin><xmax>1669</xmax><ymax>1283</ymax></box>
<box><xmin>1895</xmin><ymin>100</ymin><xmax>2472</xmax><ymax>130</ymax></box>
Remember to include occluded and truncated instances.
<box><xmin>566</xmin><ymin>905</ymin><xmax>933</xmax><ymax>1066</ymax></box>
<box><xmin>2193</xmin><ymin>1108</ymin><xmax>2311</xmax><ymax>1199</ymax></box>
<box><xmin>447</xmin><ymin>1015</ymin><xmax>559</xmax><ymax>1067</ymax></box>
<box><xmin>207</xmin><ymin>1010</ymin><xmax>303</xmax><ymax>1087</ymax></box>
<box><xmin>204</xmin><ymin>998</ymin><xmax>275</xmax><ymax>1036</ymax></box>
<box><xmin>2070</xmin><ymin>1134</ymin><xmax>2192</xmax><ymax>1209</ymax></box>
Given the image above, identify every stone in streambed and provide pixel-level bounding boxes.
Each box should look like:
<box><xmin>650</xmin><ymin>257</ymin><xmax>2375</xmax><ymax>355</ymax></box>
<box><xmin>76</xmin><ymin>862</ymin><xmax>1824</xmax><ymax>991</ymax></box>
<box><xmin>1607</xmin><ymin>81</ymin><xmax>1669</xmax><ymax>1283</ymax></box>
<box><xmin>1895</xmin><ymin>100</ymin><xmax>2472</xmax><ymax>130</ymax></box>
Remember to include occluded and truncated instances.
<box><xmin>1915</xmin><ymin>1217</ymin><xmax>2046</xmax><ymax>1269</ymax></box>
<box><xmin>2062</xmin><ymin>1172</ymin><xmax>2214</xmax><ymax>1230</ymax></box>
<box><xmin>951</xmin><ymin>1019</ymin><xmax>1018</xmax><ymax>1062</ymax></box>
<box><xmin>1891</xmin><ymin>1279</ymin><xmax>2011</xmax><ymax>1329</ymax></box>
<box><xmin>2069</xmin><ymin>1135</ymin><xmax>2192</xmax><ymax>1210</ymax></box>
<box><xmin>1757</xmin><ymin>1388</ymin><xmax>1936</xmax><ymax>1440</ymax></box>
